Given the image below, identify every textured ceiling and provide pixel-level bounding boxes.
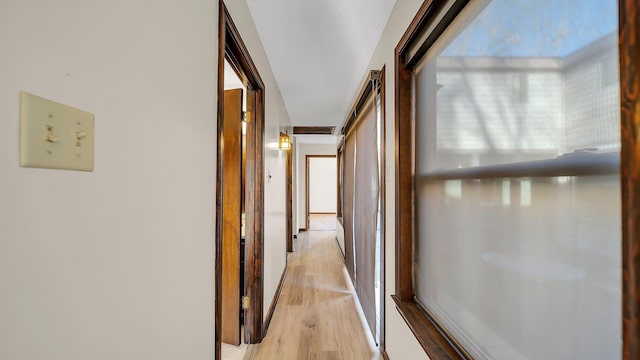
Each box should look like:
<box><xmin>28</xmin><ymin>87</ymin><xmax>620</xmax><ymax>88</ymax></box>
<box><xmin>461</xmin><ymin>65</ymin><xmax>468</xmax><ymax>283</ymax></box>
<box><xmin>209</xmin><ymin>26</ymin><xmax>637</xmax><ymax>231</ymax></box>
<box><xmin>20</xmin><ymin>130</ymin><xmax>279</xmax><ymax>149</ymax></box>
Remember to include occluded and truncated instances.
<box><xmin>247</xmin><ymin>0</ymin><xmax>396</xmax><ymax>128</ymax></box>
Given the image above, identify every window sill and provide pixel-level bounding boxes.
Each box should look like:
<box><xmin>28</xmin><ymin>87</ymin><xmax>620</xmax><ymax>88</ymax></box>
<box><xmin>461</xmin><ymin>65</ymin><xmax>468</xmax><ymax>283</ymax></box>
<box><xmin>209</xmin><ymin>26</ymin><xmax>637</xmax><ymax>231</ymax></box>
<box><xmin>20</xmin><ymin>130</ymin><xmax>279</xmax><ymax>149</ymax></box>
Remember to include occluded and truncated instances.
<box><xmin>421</xmin><ymin>151</ymin><xmax>619</xmax><ymax>180</ymax></box>
<box><xmin>392</xmin><ymin>295</ymin><xmax>466</xmax><ymax>360</ymax></box>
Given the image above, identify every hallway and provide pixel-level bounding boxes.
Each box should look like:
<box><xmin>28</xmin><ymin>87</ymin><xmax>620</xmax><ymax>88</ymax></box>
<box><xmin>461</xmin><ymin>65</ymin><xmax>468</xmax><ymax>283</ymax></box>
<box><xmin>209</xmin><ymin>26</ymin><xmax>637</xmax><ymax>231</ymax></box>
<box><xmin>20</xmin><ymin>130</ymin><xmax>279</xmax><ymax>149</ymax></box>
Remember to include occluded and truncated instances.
<box><xmin>2</xmin><ymin>1</ymin><xmax>638</xmax><ymax>359</ymax></box>
<box><xmin>246</xmin><ymin>231</ymin><xmax>380</xmax><ymax>360</ymax></box>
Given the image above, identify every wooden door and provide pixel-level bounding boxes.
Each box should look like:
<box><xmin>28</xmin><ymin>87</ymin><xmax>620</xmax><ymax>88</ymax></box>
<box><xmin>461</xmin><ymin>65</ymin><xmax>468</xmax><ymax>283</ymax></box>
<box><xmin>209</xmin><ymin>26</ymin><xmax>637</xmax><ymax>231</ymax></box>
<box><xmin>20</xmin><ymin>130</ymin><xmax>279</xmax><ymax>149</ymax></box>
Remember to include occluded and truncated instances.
<box><xmin>222</xmin><ymin>88</ymin><xmax>242</xmax><ymax>345</ymax></box>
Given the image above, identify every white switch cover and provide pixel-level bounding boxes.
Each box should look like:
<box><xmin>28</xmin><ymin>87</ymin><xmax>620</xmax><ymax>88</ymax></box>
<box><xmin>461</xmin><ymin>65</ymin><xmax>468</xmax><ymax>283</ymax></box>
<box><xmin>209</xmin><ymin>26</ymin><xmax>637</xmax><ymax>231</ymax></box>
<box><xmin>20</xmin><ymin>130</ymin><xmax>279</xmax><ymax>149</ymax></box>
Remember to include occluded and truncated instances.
<box><xmin>20</xmin><ymin>92</ymin><xmax>94</xmax><ymax>171</ymax></box>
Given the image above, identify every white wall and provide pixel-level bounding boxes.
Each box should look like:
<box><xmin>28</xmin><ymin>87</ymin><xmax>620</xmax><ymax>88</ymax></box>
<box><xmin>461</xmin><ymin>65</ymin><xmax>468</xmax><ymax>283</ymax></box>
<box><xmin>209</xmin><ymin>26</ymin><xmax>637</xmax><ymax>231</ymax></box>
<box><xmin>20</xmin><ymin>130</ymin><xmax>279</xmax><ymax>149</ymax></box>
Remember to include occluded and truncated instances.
<box><xmin>294</xmin><ymin>143</ymin><xmax>336</xmax><ymax>231</ymax></box>
<box><xmin>308</xmin><ymin>157</ymin><xmax>337</xmax><ymax>213</ymax></box>
<box><xmin>350</xmin><ymin>0</ymin><xmax>430</xmax><ymax>359</ymax></box>
<box><xmin>225</xmin><ymin>0</ymin><xmax>292</xmax><ymax>321</ymax></box>
<box><xmin>0</xmin><ymin>0</ymin><xmax>217</xmax><ymax>359</ymax></box>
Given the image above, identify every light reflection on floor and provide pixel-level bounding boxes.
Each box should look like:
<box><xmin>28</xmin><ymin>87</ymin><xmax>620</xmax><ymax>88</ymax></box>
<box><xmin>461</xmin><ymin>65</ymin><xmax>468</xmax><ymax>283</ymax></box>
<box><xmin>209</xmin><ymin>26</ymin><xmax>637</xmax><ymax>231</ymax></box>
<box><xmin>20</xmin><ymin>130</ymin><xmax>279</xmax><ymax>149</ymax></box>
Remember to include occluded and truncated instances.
<box><xmin>221</xmin><ymin>342</ymin><xmax>248</xmax><ymax>360</ymax></box>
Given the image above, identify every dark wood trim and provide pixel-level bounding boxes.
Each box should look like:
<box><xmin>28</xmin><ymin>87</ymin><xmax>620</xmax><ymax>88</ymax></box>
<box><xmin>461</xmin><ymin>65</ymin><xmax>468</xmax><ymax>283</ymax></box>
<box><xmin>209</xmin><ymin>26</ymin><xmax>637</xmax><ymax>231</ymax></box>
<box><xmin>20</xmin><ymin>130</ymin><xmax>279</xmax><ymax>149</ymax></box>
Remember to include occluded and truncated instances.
<box><xmin>392</xmin><ymin>0</ymin><xmax>477</xmax><ymax>355</ymax></box>
<box><xmin>392</xmin><ymin>297</ymin><xmax>465</xmax><ymax>359</ymax></box>
<box><xmin>244</xmin><ymin>88</ymin><xmax>259</xmax><ymax>343</ymax></box>
<box><xmin>309</xmin><ymin>212</ymin><xmax>337</xmax><ymax>215</ymax></box>
<box><xmin>305</xmin><ymin>156</ymin><xmax>309</xmax><ymax>231</ymax></box>
<box><xmin>223</xmin><ymin>7</ymin><xmax>264</xmax><ymax>90</ymax></box>
<box><xmin>298</xmin><ymin>228</ymin><xmax>306</xmax><ymax>233</ymax></box>
<box><xmin>286</xmin><ymin>137</ymin><xmax>293</xmax><ymax>253</ymax></box>
<box><xmin>262</xmin><ymin>264</ymin><xmax>288</xmax><ymax>334</ymax></box>
<box><xmin>305</xmin><ymin>155</ymin><xmax>338</xmax><ymax>231</ymax></box>
<box><xmin>216</xmin><ymin>3</ymin><xmax>266</xmax><ymax>352</ymax></box>
<box><xmin>620</xmin><ymin>1</ymin><xmax>640</xmax><ymax>358</ymax></box>
<box><xmin>245</xmin><ymin>87</ymin><xmax>265</xmax><ymax>344</ymax></box>
<box><xmin>394</xmin><ymin>15</ymin><xmax>416</xmax><ymax>303</ymax></box>
<box><xmin>404</xmin><ymin>0</ymin><xmax>469</xmax><ymax>69</ymax></box>
<box><xmin>293</xmin><ymin>126</ymin><xmax>335</xmax><ymax>135</ymax></box>
<box><xmin>395</xmin><ymin>0</ymin><xmax>439</xmax><ymax>65</ymax></box>
<box><xmin>215</xmin><ymin>2</ymin><xmax>225</xmax><ymax>359</ymax></box>
<box><xmin>336</xmin><ymin>142</ymin><xmax>344</xmax><ymax>219</ymax></box>
<box><xmin>394</xmin><ymin>0</ymin><xmax>468</xmax><ymax>305</ymax></box>
<box><xmin>379</xmin><ymin>65</ymin><xmax>387</xmax><ymax>355</ymax></box>
<box><xmin>392</xmin><ymin>2</ymin><xmax>485</xmax><ymax>356</ymax></box>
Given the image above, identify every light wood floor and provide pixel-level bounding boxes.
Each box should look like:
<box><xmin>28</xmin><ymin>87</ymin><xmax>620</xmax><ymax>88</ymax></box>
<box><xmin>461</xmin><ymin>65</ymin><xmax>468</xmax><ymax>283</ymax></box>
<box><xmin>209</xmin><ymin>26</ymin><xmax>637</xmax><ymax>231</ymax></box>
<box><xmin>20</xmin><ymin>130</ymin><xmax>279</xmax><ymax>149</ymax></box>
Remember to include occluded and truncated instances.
<box><xmin>245</xmin><ymin>231</ymin><xmax>379</xmax><ymax>360</ymax></box>
<box><xmin>308</xmin><ymin>213</ymin><xmax>337</xmax><ymax>231</ymax></box>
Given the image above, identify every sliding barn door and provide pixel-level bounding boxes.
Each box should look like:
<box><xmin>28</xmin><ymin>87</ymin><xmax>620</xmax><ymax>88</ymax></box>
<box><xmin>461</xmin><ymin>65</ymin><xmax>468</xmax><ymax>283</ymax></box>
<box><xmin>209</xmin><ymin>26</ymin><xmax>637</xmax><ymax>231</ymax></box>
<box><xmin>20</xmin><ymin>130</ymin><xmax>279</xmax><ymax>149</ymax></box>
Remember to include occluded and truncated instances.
<box><xmin>353</xmin><ymin>97</ymin><xmax>379</xmax><ymax>336</ymax></box>
<box><xmin>342</xmin><ymin>92</ymin><xmax>380</xmax><ymax>338</ymax></box>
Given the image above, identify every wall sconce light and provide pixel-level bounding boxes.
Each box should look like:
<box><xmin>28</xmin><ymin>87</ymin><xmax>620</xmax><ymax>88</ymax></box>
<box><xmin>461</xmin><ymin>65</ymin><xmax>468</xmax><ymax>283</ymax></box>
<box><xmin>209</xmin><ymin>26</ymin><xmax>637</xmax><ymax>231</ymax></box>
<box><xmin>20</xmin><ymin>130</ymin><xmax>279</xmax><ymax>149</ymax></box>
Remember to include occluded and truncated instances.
<box><xmin>279</xmin><ymin>131</ymin><xmax>291</xmax><ymax>151</ymax></box>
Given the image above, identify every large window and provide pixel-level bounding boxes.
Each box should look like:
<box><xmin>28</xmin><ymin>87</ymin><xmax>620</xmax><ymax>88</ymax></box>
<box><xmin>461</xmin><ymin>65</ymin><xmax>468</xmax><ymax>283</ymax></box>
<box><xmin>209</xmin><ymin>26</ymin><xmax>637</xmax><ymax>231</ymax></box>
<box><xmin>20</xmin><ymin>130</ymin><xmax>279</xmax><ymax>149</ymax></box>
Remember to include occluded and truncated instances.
<box><xmin>394</xmin><ymin>0</ymin><xmax>639</xmax><ymax>359</ymax></box>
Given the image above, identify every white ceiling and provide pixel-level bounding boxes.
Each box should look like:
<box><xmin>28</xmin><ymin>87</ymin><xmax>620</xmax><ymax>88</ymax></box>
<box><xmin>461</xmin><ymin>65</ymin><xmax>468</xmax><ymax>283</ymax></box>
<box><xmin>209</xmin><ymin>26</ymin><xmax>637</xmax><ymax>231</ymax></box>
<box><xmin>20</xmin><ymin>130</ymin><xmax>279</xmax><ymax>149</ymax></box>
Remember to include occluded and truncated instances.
<box><xmin>295</xmin><ymin>134</ymin><xmax>338</xmax><ymax>145</ymax></box>
<box><xmin>246</xmin><ymin>0</ymin><xmax>396</xmax><ymax>128</ymax></box>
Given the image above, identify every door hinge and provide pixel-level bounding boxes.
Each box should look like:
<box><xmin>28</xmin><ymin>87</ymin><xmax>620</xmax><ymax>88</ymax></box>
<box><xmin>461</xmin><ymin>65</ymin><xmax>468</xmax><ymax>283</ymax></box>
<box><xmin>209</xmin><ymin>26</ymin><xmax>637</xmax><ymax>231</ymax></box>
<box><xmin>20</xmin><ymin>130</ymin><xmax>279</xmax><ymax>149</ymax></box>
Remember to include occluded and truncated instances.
<box><xmin>242</xmin><ymin>111</ymin><xmax>247</xmax><ymax>122</ymax></box>
<box><xmin>242</xmin><ymin>296</ymin><xmax>249</xmax><ymax>310</ymax></box>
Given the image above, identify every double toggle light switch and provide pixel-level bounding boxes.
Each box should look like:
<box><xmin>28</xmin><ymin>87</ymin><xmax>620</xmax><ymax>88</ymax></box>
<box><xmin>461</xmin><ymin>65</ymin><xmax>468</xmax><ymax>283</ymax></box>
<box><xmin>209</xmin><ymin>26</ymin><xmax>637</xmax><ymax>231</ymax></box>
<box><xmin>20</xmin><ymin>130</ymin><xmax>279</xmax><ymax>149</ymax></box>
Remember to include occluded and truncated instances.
<box><xmin>20</xmin><ymin>92</ymin><xmax>95</xmax><ymax>171</ymax></box>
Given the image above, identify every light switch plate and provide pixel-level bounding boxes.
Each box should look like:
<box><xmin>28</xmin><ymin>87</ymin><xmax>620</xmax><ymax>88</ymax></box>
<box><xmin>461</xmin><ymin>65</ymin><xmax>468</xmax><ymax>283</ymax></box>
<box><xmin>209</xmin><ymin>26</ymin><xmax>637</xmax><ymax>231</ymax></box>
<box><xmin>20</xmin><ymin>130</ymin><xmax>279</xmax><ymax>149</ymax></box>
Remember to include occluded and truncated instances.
<box><xmin>20</xmin><ymin>92</ymin><xmax>94</xmax><ymax>171</ymax></box>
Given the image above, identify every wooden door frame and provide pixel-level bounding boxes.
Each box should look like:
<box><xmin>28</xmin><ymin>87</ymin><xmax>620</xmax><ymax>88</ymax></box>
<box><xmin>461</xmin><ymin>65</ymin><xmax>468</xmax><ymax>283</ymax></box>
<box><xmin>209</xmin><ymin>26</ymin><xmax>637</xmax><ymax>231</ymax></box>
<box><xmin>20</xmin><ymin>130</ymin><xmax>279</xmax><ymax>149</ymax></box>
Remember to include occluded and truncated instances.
<box><xmin>216</xmin><ymin>1</ymin><xmax>265</xmax><ymax>358</ymax></box>
<box><xmin>619</xmin><ymin>1</ymin><xmax>640</xmax><ymax>356</ymax></box>
<box><xmin>285</xmin><ymin>134</ymin><xmax>293</xmax><ymax>252</ymax></box>
<box><xmin>305</xmin><ymin>155</ymin><xmax>337</xmax><ymax>230</ymax></box>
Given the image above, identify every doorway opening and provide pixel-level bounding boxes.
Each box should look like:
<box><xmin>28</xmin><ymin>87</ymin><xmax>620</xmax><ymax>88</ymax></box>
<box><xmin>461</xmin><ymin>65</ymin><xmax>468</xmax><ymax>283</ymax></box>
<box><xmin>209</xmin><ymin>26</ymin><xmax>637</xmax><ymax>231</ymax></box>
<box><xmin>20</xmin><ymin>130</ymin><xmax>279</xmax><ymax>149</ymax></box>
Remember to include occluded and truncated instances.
<box><xmin>216</xmin><ymin>2</ymin><xmax>265</xmax><ymax>359</ymax></box>
<box><xmin>305</xmin><ymin>155</ymin><xmax>337</xmax><ymax>231</ymax></box>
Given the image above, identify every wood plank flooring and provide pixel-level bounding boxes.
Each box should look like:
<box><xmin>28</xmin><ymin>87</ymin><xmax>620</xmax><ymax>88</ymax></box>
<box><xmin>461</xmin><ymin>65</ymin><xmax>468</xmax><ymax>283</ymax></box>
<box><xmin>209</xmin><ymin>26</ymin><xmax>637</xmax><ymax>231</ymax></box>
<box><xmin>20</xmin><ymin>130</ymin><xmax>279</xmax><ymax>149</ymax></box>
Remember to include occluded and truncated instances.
<box><xmin>308</xmin><ymin>213</ymin><xmax>337</xmax><ymax>231</ymax></box>
<box><xmin>245</xmin><ymin>231</ymin><xmax>379</xmax><ymax>360</ymax></box>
